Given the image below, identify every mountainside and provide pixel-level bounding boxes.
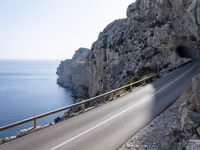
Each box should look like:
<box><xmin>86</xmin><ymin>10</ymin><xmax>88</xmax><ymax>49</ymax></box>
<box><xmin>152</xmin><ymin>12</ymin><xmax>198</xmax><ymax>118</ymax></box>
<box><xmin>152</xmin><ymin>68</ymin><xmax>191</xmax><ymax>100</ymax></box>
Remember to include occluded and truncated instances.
<box><xmin>57</xmin><ymin>0</ymin><xmax>200</xmax><ymax>99</ymax></box>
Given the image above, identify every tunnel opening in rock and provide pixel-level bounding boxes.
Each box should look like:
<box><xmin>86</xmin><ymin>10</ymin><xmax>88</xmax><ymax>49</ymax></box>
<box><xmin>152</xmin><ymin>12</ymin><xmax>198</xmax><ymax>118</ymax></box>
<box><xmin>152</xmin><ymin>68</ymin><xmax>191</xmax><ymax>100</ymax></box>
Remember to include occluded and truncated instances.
<box><xmin>176</xmin><ymin>46</ymin><xmax>199</xmax><ymax>60</ymax></box>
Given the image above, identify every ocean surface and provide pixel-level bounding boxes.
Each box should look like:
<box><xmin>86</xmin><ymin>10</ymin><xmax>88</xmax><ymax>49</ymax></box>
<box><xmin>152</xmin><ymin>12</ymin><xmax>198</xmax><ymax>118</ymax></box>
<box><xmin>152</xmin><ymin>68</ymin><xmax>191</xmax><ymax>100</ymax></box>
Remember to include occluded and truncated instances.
<box><xmin>0</xmin><ymin>60</ymin><xmax>73</xmax><ymax>138</ymax></box>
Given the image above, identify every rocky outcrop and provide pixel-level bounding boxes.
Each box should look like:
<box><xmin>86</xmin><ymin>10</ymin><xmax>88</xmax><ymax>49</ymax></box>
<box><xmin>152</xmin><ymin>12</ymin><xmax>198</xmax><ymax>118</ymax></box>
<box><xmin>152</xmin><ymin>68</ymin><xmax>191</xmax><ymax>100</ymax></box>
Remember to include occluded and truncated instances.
<box><xmin>186</xmin><ymin>139</ymin><xmax>200</xmax><ymax>150</ymax></box>
<box><xmin>58</xmin><ymin>0</ymin><xmax>200</xmax><ymax>99</ymax></box>
<box><xmin>176</xmin><ymin>74</ymin><xmax>200</xmax><ymax>148</ymax></box>
<box><xmin>118</xmin><ymin>73</ymin><xmax>200</xmax><ymax>150</ymax></box>
<box><xmin>57</xmin><ymin>48</ymin><xmax>90</xmax><ymax>99</ymax></box>
<box><xmin>180</xmin><ymin>75</ymin><xmax>200</xmax><ymax>134</ymax></box>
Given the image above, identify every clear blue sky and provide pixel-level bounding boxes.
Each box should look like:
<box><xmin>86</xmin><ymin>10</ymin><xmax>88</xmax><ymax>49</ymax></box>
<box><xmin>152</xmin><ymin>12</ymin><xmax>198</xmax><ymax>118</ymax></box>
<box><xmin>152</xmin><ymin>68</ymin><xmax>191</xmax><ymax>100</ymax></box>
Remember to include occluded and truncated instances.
<box><xmin>0</xmin><ymin>0</ymin><xmax>135</xmax><ymax>60</ymax></box>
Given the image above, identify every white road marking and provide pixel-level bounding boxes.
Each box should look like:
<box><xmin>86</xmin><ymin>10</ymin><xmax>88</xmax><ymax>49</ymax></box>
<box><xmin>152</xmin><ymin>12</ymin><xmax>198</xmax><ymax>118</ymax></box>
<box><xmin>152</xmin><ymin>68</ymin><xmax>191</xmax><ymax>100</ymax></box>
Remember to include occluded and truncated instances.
<box><xmin>161</xmin><ymin>70</ymin><xmax>175</xmax><ymax>78</ymax></box>
<box><xmin>49</xmin><ymin>64</ymin><xmax>195</xmax><ymax>150</ymax></box>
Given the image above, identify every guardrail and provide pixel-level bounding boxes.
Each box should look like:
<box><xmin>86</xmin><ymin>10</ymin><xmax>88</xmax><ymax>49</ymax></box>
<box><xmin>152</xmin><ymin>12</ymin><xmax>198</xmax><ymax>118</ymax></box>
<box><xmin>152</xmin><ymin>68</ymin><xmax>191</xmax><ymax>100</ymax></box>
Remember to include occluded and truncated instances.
<box><xmin>0</xmin><ymin>60</ymin><xmax>193</xmax><ymax>134</ymax></box>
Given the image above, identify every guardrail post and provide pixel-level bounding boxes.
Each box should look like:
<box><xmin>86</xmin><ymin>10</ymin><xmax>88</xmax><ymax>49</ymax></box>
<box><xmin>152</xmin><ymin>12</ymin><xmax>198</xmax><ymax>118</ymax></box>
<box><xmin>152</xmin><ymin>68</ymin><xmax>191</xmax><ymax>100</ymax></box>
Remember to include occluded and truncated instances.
<box><xmin>81</xmin><ymin>103</ymin><xmax>85</xmax><ymax>111</ymax></box>
<box><xmin>130</xmin><ymin>85</ymin><xmax>133</xmax><ymax>92</ymax></box>
<box><xmin>32</xmin><ymin>119</ymin><xmax>36</xmax><ymax>128</ymax></box>
<box><xmin>143</xmin><ymin>80</ymin><xmax>146</xmax><ymax>85</ymax></box>
<box><xmin>110</xmin><ymin>92</ymin><xmax>114</xmax><ymax>100</ymax></box>
<box><xmin>152</xmin><ymin>76</ymin><xmax>155</xmax><ymax>80</ymax></box>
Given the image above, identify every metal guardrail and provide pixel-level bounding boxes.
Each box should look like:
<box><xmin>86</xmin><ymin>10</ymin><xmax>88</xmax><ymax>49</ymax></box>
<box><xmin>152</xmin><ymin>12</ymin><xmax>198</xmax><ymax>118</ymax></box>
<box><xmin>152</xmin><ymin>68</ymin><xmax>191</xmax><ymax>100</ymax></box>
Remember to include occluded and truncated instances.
<box><xmin>0</xmin><ymin>60</ymin><xmax>192</xmax><ymax>133</ymax></box>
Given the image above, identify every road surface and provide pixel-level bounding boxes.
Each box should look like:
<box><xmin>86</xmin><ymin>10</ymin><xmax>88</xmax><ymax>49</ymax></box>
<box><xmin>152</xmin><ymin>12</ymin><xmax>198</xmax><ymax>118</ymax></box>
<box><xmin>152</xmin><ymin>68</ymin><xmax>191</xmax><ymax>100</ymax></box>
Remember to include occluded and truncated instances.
<box><xmin>1</xmin><ymin>62</ymin><xmax>199</xmax><ymax>150</ymax></box>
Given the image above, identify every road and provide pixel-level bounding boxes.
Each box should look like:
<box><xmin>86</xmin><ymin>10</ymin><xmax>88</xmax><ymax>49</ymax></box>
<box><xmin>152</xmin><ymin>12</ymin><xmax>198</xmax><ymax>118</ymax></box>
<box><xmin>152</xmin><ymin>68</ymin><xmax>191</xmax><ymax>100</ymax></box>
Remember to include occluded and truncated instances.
<box><xmin>1</xmin><ymin>62</ymin><xmax>199</xmax><ymax>150</ymax></box>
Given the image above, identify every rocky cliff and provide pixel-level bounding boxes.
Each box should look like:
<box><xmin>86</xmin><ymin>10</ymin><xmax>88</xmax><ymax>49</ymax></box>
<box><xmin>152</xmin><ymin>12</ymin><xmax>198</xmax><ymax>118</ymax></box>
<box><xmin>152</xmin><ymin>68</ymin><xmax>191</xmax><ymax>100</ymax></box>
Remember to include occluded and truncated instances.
<box><xmin>57</xmin><ymin>0</ymin><xmax>200</xmax><ymax>99</ymax></box>
<box><xmin>178</xmin><ymin>74</ymin><xmax>200</xmax><ymax>149</ymax></box>
<box><xmin>57</xmin><ymin>48</ymin><xmax>90</xmax><ymax>100</ymax></box>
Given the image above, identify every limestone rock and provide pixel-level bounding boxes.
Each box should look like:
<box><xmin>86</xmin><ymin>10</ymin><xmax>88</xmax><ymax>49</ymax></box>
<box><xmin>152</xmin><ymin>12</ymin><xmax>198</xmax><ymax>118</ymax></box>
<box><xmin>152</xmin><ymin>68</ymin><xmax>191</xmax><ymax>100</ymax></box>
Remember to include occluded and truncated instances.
<box><xmin>16</xmin><ymin>127</ymin><xmax>33</xmax><ymax>137</ymax></box>
<box><xmin>197</xmin><ymin>126</ymin><xmax>200</xmax><ymax>136</ymax></box>
<box><xmin>186</xmin><ymin>139</ymin><xmax>200</xmax><ymax>150</ymax></box>
<box><xmin>192</xmin><ymin>75</ymin><xmax>200</xmax><ymax>111</ymax></box>
<box><xmin>177</xmin><ymin>74</ymin><xmax>200</xmax><ymax>148</ymax></box>
<box><xmin>57</xmin><ymin>0</ymin><xmax>200</xmax><ymax>99</ymax></box>
<box><xmin>57</xmin><ymin>48</ymin><xmax>90</xmax><ymax>99</ymax></box>
<box><xmin>180</xmin><ymin>107</ymin><xmax>200</xmax><ymax>134</ymax></box>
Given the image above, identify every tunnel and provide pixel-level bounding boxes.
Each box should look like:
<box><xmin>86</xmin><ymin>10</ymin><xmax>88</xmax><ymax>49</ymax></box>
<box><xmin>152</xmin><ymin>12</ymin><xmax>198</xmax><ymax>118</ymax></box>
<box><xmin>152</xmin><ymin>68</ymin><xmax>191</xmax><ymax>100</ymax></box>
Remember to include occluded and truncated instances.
<box><xmin>176</xmin><ymin>46</ymin><xmax>199</xmax><ymax>60</ymax></box>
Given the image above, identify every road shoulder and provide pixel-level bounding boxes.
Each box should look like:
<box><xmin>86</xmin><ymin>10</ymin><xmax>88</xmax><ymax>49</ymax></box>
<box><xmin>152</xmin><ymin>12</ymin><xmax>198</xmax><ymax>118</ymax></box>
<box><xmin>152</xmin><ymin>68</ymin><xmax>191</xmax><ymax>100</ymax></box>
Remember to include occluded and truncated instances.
<box><xmin>118</xmin><ymin>89</ymin><xmax>186</xmax><ymax>150</ymax></box>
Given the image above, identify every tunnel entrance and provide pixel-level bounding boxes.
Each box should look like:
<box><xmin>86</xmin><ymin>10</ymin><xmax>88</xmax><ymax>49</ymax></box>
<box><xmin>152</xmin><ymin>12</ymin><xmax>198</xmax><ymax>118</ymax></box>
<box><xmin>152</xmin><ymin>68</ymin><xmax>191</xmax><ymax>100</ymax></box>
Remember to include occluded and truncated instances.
<box><xmin>176</xmin><ymin>46</ymin><xmax>199</xmax><ymax>60</ymax></box>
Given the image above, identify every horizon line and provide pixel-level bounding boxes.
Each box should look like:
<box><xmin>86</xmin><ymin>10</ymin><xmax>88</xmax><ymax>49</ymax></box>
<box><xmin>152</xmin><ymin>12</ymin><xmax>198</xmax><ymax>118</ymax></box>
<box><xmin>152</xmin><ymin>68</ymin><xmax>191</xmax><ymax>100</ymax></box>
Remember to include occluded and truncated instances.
<box><xmin>0</xmin><ymin>58</ymin><xmax>68</xmax><ymax>61</ymax></box>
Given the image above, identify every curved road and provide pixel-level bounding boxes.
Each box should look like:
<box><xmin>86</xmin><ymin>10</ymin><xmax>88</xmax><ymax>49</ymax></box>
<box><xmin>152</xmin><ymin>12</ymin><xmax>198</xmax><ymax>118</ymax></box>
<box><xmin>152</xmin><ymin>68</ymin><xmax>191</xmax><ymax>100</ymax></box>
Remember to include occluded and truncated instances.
<box><xmin>1</xmin><ymin>62</ymin><xmax>199</xmax><ymax>150</ymax></box>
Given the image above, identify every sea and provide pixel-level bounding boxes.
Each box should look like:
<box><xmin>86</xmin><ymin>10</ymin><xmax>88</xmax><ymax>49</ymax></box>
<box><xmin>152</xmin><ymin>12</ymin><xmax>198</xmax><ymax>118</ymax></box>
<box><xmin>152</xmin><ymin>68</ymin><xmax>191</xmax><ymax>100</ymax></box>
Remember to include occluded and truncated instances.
<box><xmin>0</xmin><ymin>60</ymin><xmax>73</xmax><ymax>138</ymax></box>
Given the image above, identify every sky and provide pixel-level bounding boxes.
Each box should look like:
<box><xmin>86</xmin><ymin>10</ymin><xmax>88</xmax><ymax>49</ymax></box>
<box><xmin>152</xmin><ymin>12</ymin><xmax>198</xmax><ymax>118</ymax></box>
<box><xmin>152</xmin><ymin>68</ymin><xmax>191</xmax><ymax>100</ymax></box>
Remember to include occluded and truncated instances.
<box><xmin>0</xmin><ymin>0</ymin><xmax>135</xmax><ymax>60</ymax></box>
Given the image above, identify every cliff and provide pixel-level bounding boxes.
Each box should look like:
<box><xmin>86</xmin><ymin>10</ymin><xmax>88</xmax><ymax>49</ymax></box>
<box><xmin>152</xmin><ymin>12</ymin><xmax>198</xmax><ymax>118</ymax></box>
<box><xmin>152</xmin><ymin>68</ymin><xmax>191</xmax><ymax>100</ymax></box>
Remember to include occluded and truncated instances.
<box><xmin>57</xmin><ymin>48</ymin><xmax>90</xmax><ymax>100</ymax></box>
<box><xmin>57</xmin><ymin>0</ymin><xmax>200</xmax><ymax>99</ymax></box>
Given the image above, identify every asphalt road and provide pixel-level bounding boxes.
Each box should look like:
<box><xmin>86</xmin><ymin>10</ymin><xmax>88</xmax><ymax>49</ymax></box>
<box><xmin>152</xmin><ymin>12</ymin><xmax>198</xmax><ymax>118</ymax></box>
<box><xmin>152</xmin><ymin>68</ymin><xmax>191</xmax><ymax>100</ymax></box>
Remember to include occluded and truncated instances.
<box><xmin>1</xmin><ymin>62</ymin><xmax>199</xmax><ymax>150</ymax></box>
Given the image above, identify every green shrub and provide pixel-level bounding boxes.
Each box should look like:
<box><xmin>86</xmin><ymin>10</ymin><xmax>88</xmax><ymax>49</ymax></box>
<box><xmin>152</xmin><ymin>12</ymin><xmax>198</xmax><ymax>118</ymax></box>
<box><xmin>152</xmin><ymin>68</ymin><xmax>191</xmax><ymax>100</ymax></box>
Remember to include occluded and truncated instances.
<box><xmin>0</xmin><ymin>139</ymin><xmax>3</xmax><ymax>144</ymax></box>
<box><xmin>171</xmin><ymin>128</ymin><xmax>181</xmax><ymax>137</ymax></box>
<box><xmin>128</xmin><ymin>67</ymin><xmax>156</xmax><ymax>84</ymax></box>
<box><xmin>104</xmin><ymin>95</ymin><xmax>111</xmax><ymax>101</ymax></box>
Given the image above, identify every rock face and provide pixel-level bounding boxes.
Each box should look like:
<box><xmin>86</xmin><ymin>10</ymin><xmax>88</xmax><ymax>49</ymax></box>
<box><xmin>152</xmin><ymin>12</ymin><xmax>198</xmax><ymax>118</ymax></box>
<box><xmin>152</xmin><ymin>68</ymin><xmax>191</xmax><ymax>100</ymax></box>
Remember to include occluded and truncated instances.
<box><xmin>186</xmin><ymin>140</ymin><xmax>200</xmax><ymax>150</ymax></box>
<box><xmin>57</xmin><ymin>48</ymin><xmax>90</xmax><ymax>99</ymax></box>
<box><xmin>177</xmin><ymin>74</ymin><xmax>200</xmax><ymax>148</ymax></box>
<box><xmin>180</xmin><ymin>75</ymin><xmax>200</xmax><ymax>134</ymax></box>
<box><xmin>58</xmin><ymin>0</ymin><xmax>200</xmax><ymax>99</ymax></box>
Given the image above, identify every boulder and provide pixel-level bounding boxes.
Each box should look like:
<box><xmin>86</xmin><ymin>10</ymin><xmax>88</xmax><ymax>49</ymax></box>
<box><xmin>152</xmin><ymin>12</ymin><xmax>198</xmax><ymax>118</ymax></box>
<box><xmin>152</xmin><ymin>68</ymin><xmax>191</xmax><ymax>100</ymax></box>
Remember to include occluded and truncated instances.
<box><xmin>54</xmin><ymin>117</ymin><xmax>62</xmax><ymax>123</ymax></box>
<box><xmin>180</xmin><ymin>107</ymin><xmax>200</xmax><ymax>135</ymax></box>
<box><xmin>186</xmin><ymin>139</ymin><xmax>200</xmax><ymax>150</ymax></box>
<box><xmin>196</xmin><ymin>126</ymin><xmax>200</xmax><ymax>137</ymax></box>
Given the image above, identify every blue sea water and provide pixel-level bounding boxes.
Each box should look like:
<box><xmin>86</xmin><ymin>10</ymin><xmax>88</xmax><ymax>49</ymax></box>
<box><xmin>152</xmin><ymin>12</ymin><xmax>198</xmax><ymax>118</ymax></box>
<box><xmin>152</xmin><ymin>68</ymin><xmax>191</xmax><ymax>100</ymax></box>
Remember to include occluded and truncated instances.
<box><xmin>0</xmin><ymin>60</ymin><xmax>73</xmax><ymax>138</ymax></box>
